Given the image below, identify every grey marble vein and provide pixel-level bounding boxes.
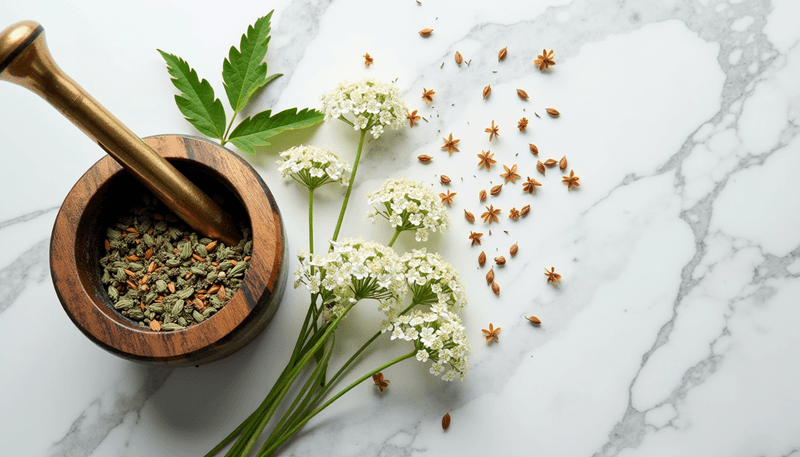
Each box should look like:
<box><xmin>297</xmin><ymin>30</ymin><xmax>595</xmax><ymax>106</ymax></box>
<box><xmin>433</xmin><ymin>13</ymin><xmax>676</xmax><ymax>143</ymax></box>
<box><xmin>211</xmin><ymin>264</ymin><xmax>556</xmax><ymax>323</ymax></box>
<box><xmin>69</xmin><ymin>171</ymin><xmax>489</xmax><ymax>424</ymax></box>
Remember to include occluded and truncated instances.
<box><xmin>0</xmin><ymin>206</ymin><xmax>58</xmax><ymax>231</ymax></box>
<box><xmin>0</xmin><ymin>239</ymin><xmax>49</xmax><ymax>314</ymax></box>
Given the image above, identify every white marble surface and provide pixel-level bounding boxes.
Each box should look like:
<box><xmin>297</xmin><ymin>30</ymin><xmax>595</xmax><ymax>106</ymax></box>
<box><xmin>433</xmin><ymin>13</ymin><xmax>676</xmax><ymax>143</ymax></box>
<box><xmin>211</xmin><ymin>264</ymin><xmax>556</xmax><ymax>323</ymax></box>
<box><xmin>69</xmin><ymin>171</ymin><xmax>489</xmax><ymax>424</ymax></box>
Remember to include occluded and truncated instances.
<box><xmin>2</xmin><ymin>0</ymin><xmax>800</xmax><ymax>455</ymax></box>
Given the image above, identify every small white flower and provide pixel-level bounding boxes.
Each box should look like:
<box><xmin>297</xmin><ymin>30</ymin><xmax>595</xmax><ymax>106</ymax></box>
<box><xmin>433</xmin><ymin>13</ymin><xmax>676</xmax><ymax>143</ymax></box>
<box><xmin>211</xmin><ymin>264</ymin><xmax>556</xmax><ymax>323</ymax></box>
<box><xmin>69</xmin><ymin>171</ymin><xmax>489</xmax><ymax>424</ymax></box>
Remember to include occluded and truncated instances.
<box><xmin>320</xmin><ymin>78</ymin><xmax>408</xmax><ymax>139</ymax></box>
<box><xmin>416</xmin><ymin>350</ymin><xmax>429</xmax><ymax>362</ymax></box>
<box><xmin>419</xmin><ymin>327</ymin><xmax>436</xmax><ymax>347</ymax></box>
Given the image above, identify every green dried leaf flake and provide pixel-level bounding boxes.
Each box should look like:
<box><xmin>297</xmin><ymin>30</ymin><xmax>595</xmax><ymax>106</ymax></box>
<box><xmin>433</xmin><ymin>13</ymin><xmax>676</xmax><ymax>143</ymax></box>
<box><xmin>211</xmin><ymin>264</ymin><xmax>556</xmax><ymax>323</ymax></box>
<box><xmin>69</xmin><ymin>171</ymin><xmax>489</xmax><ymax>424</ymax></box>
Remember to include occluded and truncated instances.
<box><xmin>229</xmin><ymin>108</ymin><xmax>324</xmax><ymax>154</ymax></box>
<box><xmin>158</xmin><ymin>50</ymin><xmax>227</xmax><ymax>140</ymax></box>
<box><xmin>223</xmin><ymin>12</ymin><xmax>282</xmax><ymax>112</ymax></box>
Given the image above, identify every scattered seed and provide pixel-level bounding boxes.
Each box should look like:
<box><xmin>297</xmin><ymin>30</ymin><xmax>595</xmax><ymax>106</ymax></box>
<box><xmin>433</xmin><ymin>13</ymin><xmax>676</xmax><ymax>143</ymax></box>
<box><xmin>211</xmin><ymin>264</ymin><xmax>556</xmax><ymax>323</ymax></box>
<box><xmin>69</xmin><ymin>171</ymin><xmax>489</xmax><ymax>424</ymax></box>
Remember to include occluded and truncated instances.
<box><xmin>440</xmin><ymin>175</ymin><xmax>451</xmax><ymax>184</ymax></box>
<box><xmin>479</xmin><ymin>189</ymin><xmax>487</xmax><ymax>201</ymax></box>
<box><xmin>419</xmin><ymin>28</ymin><xmax>433</xmax><ymax>36</ymax></box>
<box><xmin>544</xmin><ymin>158</ymin><xmax>558</xmax><ymax>167</ymax></box>
<box><xmin>526</xmin><ymin>315</ymin><xmax>542</xmax><ymax>324</ymax></box>
<box><xmin>490</xmin><ymin>184</ymin><xmax>503</xmax><ymax>196</ymax></box>
<box><xmin>418</xmin><ymin>154</ymin><xmax>433</xmax><ymax>163</ymax></box>
<box><xmin>546</xmin><ymin>107</ymin><xmax>560</xmax><ymax>117</ymax></box>
<box><xmin>486</xmin><ymin>268</ymin><xmax>495</xmax><ymax>284</ymax></box>
<box><xmin>529</xmin><ymin>143</ymin><xmax>539</xmax><ymax>155</ymax></box>
<box><xmin>559</xmin><ymin>156</ymin><xmax>568</xmax><ymax>170</ymax></box>
<box><xmin>464</xmin><ymin>210</ymin><xmax>475</xmax><ymax>223</ymax></box>
<box><xmin>455</xmin><ymin>51</ymin><xmax>463</xmax><ymax>65</ymax></box>
<box><xmin>478</xmin><ymin>251</ymin><xmax>486</xmax><ymax>267</ymax></box>
<box><xmin>498</xmin><ymin>47</ymin><xmax>508</xmax><ymax>61</ymax></box>
<box><xmin>510</xmin><ymin>243</ymin><xmax>518</xmax><ymax>256</ymax></box>
<box><xmin>482</xmin><ymin>84</ymin><xmax>492</xmax><ymax>99</ymax></box>
<box><xmin>442</xmin><ymin>413</ymin><xmax>451</xmax><ymax>430</ymax></box>
<box><xmin>516</xmin><ymin>89</ymin><xmax>529</xmax><ymax>100</ymax></box>
<box><xmin>495</xmin><ymin>256</ymin><xmax>506</xmax><ymax>266</ymax></box>
<box><xmin>520</xmin><ymin>205</ymin><xmax>531</xmax><ymax>216</ymax></box>
<box><xmin>491</xmin><ymin>282</ymin><xmax>500</xmax><ymax>295</ymax></box>
<box><xmin>537</xmin><ymin>161</ymin><xmax>546</xmax><ymax>175</ymax></box>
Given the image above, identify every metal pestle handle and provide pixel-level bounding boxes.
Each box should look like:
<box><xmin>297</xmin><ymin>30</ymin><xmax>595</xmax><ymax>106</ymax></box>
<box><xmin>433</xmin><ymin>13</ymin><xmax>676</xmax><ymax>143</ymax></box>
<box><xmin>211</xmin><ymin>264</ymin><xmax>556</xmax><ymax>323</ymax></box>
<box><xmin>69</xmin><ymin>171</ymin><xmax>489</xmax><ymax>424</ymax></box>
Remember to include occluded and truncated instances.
<box><xmin>0</xmin><ymin>21</ymin><xmax>240</xmax><ymax>247</ymax></box>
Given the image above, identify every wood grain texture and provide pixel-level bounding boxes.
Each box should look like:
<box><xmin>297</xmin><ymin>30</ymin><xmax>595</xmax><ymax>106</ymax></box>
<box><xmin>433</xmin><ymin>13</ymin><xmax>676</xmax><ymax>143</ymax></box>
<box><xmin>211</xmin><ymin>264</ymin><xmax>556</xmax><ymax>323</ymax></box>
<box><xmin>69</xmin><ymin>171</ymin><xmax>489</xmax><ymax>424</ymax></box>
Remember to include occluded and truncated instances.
<box><xmin>50</xmin><ymin>134</ymin><xmax>286</xmax><ymax>366</ymax></box>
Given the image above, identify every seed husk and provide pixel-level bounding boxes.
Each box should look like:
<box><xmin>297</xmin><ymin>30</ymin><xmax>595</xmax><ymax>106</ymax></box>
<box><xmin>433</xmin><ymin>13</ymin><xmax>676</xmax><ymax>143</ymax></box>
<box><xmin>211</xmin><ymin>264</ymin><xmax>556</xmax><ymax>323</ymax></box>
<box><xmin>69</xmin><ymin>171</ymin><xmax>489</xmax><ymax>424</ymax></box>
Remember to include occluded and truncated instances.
<box><xmin>442</xmin><ymin>413</ymin><xmax>451</xmax><ymax>430</ymax></box>
<box><xmin>479</xmin><ymin>190</ymin><xmax>487</xmax><ymax>201</ymax></box>
<box><xmin>104</xmin><ymin>239</ymin><xmax>111</xmax><ymax>251</ymax></box>
<box><xmin>419</xmin><ymin>28</ymin><xmax>433</xmax><ymax>36</ymax></box>
<box><xmin>149</xmin><ymin>320</ymin><xmax>162</xmax><ymax>331</ymax></box>
<box><xmin>544</xmin><ymin>158</ymin><xmax>558</xmax><ymax>167</ymax></box>
<box><xmin>455</xmin><ymin>51</ymin><xmax>463</xmax><ymax>65</ymax></box>
<box><xmin>440</xmin><ymin>175</ymin><xmax>451</xmax><ymax>184</ymax></box>
<box><xmin>516</xmin><ymin>89</ymin><xmax>529</xmax><ymax>100</ymax></box>
<box><xmin>491</xmin><ymin>282</ymin><xmax>500</xmax><ymax>295</ymax></box>
<box><xmin>526</xmin><ymin>315</ymin><xmax>542</xmax><ymax>324</ymax></box>
<box><xmin>464</xmin><ymin>210</ymin><xmax>475</xmax><ymax>223</ymax></box>
<box><xmin>478</xmin><ymin>251</ymin><xmax>486</xmax><ymax>267</ymax></box>
<box><xmin>559</xmin><ymin>156</ymin><xmax>568</xmax><ymax>170</ymax></box>
<box><xmin>520</xmin><ymin>205</ymin><xmax>531</xmax><ymax>216</ymax></box>
<box><xmin>546</xmin><ymin>107</ymin><xmax>560</xmax><ymax>117</ymax></box>
<box><xmin>510</xmin><ymin>243</ymin><xmax>518</xmax><ymax>256</ymax></box>
<box><xmin>418</xmin><ymin>154</ymin><xmax>433</xmax><ymax>163</ymax></box>
<box><xmin>486</xmin><ymin>268</ymin><xmax>495</xmax><ymax>284</ymax></box>
<box><xmin>482</xmin><ymin>84</ymin><xmax>492</xmax><ymax>99</ymax></box>
<box><xmin>498</xmin><ymin>47</ymin><xmax>508</xmax><ymax>61</ymax></box>
<box><xmin>537</xmin><ymin>161</ymin><xmax>546</xmax><ymax>175</ymax></box>
<box><xmin>490</xmin><ymin>184</ymin><xmax>503</xmax><ymax>196</ymax></box>
<box><xmin>529</xmin><ymin>143</ymin><xmax>539</xmax><ymax>155</ymax></box>
<box><xmin>495</xmin><ymin>256</ymin><xmax>506</xmax><ymax>265</ymax></box>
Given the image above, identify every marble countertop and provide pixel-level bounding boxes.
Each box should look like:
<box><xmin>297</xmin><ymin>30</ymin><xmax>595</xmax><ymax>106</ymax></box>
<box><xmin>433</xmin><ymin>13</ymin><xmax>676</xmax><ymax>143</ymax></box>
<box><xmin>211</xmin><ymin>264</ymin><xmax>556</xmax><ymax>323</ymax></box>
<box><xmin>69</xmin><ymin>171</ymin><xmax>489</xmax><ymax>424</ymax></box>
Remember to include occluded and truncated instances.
<box><xmin>2</xmin><ymin>0</ymin><xmax>800</xmax><ymax>455</ymax></box>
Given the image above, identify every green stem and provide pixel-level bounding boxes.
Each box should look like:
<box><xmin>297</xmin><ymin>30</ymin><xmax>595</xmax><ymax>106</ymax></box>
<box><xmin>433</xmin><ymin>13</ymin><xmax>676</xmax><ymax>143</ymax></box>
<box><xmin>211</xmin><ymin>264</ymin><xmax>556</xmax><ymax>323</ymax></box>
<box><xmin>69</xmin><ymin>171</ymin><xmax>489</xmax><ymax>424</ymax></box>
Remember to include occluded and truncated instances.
<box><xmin>308</xmin><ymin>189</ymin><xmax>315</xmax><ymax>255</ymax></box>
<box><xmin>258</xmin><ymin>351</ymin><xmax>416</xmax><ymax>457</ymax></box>
<box><xmin>238</xmin><ymin>301</ymin><xmax>358</xmax><ymax>456</ymax></box>
<box><xmin>388</xmin><ymin>228</ymin><xmax>402</xmax><ymax>248</ymax></box>
<box><xmin>331</xmin><ymin>129</ymin><xmax>367</xmax><ymax>244</ymax></box>
<box><xmin>220</xmin><ymin>111</ymin><xmax>239</xmax><ymax>145</ymax></box>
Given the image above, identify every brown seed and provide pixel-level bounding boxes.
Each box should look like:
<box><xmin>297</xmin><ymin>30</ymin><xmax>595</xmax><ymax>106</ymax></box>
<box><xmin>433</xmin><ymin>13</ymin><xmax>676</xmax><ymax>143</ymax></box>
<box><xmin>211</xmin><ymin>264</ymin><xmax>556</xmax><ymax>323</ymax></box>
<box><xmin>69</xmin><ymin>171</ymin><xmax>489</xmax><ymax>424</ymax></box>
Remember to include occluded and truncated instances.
<box><xmin>510</xmin><ymin>243</ymin><xmax>518</xmax><ymax>256</ymax></box>
<box><xmin>185</xmin><ymin>271</ymin><xmax>193</xmax><ymax>280</ymax></box>
<box><xmin>168</xmin><ymin>283</ymin><xmax>176</xmax><ymax>294</ymax></box>
<box><xmin>482</xmin><ymin>84</ymin><xmax>492</xmax><ymax>99</ymax></box>
<box><xmin>529</xmin><ymin>143</ymin><xmax>539</xmax><ymax>155</ymax></box>
<box><xmin>455</xmin><ymin>51</ymin><xmax>463</xmax><ymax>65</ymax></box>
<box><xmin>126</xmin><ymin>279</ymin><xmax>138</xmax><ymax>290</ymax></box>
<box><xmin>490</xmin><ymin>184</ymin><xmax>503</xmax><ymax>196</ymax></box>
<box><xmin>125</xmin><ymin>227</ymin><xmax>138</xmax><ymax>234</ymax></box>
<box><xmin>526</xmin><ymin>315</ymin><xmax>542</xmax><ymax>324</ymax></box>
<box><xmin>544</xmin><ymin>159</ymin><xmax>558</xmax><ymax>167</ymax></box>
<box><xmin>144</xmin><ymin>247</ymin><xmax>153</xmax><ymax>260</ymax></box>
<box><xmin>147</xmin><ymin>262</ymin><xmax>156</xmax><ymax>274</ymax></box>
<box><xmin>208</xmin><ymin>285</ymin><xmax>221</xmax><ymax>295</ymax></box>
<box><xmin>559</xmin><ymin>156</ymin><xmax>568</xmax><ymax>170</ymax></box>
<box><xmin>104</xmin><ymin>239</ymin><xmax>111</xmax><ymax>251</ymax></box>
<box><xmin>440</xmin><ymin>175</ymin><xmax>451</xmax><ymax>184</ymax></box>
<box><xmin>244</xmin><ymin>256</ymin><xmax>251</xmax><ymax>262</ymax></box>
<box><xmin>149</xmin><ymin>320</ymin><xmax>162</xmax><ymax>332</ymax></box>
<box><xmin>218</xmin><ymin>286</ymin><xmax>228</xmax><ymax>301</ymax></box>
<box><xmin>495</xmin><ymin>256</ymin><xmax>506</xmax><ymax>266</ymax></box>
<box><xmin>537</xmin><ymin>161</ymin><xmax>546</xmax><ymax>175</ymax></box>
<box><xmin>192</xmin><ymin>253</ymin><xmax>206</xmax><ymax>262</ymax></box>
<box><xmin>478</xmin><ymin>251</ymin><xmax>486</xmax><ymax>267</ymax></box>
<box><xmin>546</xmin><ymin>107</ymin><xmax>560</xmax><ymax>117</ymax></box>
<box><xmin>486</xmin><ymin>268</ymin><xmax>495</xmax><ymax>284</ymax></box>
<box><xmin>419</xmin><ymin>28</ymin><xmax>433</xmax><ymax>36</ymax></box>
<box><xmin>205</xmin><ymin>240</ymin><xmax>218</xmax><ymax>252</ymax></box>
<box><xmin>229</xmin><ymin>259</ymin><xmax>238</xmax><ymax>266</ymax></box>
<box><xmin>520</xmin><ymin>205</ymin><xmax>531</xmax><ymax>216</ymax></box>
<box><xmin>127</xmin><ymin>255</ymin><xmax>140</xmax><ymax>262</ymax></box>
<box><xmin>193</xmin><ymin>298</ymin><xmax>206</xmax><ymax>311</ymax></box>
<box><xmin>139</xmin><ymin>274</ymin><xmax>149</xmax><ymax>285</ymax></box>
<box><xmin>442</xmin><ymin>413</ymin><xmax>451</xmax><ymax>430</ymax></box>
<box><xmin>464</xmin><ymin>210</ymin><xmax>475</xmax><ymax>223</ymax></box>
<box><xmin>124</xmin><ymin>269</ymin><xmax>136</xmax><ymax>278</ymax></box>
<box><xmin>173</xmin><ymin>248</ymin><xmax>180</xmax><ymax>254</ymax></box>
<box><xmin>479</xmin><ymin>189</ymin><xmax>487</xmax><ymax>201</ymax></box>
<box><xmin>498</xmin><ymin>47</ymin><xmax>508</xmax><ymax>61</ymax></box>
<box><xmin>491</xmin><ymin>281</ymin><xmax>500</xmax><ymax>295</ymax></box>
<box><xmin>516</xmin><ymin>89</ymin><xmax>529</xmax><ymax>100</ymax></box>
<box><xmin>140</xmin><ymin>284</ymin><xmax>150</xmax><ymax>292</ymax></box>
<box><xmin>418</xmin><ymin>154</ymin><xmax>433</xmax><ymax>163</ymax></box>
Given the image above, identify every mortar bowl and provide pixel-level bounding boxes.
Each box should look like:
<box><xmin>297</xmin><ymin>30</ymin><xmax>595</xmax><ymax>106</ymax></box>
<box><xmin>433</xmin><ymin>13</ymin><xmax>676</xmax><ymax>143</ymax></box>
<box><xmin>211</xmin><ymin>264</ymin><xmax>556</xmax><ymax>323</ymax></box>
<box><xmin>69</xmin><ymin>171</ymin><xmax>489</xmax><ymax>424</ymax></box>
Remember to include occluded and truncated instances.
<box><xmin>50</xmin><ymin>134</ymin><xmax>286</xmax><ymax>366</ymax></box>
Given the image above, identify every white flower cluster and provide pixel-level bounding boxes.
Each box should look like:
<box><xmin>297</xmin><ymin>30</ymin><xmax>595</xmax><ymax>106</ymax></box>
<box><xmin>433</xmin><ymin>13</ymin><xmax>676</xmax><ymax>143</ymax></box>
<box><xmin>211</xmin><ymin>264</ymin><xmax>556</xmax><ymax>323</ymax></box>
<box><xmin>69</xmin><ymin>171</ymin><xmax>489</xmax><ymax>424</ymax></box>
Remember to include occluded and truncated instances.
<box><xmin>381</xmin><ymin>249</ymin><xmax>470</xmax><ymax>381</ymax></box>
<box><xmin>277</xmin><ymin>145</ymin><xmax>351</xmax><ymax>190</ymax></box>
<box><xmin>320</xmin><ymin>78</ymin><xmax>408</xmax><ymax>139</ymax></box>
<box><xmin>366</xmin><ymin>178</ymin><xmax>451</xmax><ymax>242</ymax></box>
<box><xmin>294</xmin><ymin>238</ymin><xmax>407</xmax><ymax>321</ymax></box>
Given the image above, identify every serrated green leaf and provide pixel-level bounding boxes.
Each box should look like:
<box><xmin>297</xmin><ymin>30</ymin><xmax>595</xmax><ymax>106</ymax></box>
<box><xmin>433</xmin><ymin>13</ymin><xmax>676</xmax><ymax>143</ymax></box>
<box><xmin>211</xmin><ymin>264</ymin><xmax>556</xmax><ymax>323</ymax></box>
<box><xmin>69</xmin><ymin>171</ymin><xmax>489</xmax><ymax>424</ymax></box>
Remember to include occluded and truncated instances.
<box><xmin>228</xmin><ymin>108</ymin><xmax>324</xmax><ymax>154</ymax></box>
<box><xmin>159</xmin><ymin>50</ymin><xmax>227</xmax><ymax>140</ymax></box>
<box><xmin>223</xmin><ymin>12</ymin><xmax>281</xmax><ymax>113</ymax></box>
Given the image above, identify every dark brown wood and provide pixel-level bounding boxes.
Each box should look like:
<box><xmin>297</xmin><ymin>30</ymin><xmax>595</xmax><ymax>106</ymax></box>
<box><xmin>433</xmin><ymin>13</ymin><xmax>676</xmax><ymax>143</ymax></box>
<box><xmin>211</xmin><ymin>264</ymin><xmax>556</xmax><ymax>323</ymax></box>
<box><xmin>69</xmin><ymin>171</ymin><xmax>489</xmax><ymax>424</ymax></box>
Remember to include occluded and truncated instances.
<box><xmin>50</xmin><ymin>134</ymin><xmax>286</xmax><ymax>366</ymax></box>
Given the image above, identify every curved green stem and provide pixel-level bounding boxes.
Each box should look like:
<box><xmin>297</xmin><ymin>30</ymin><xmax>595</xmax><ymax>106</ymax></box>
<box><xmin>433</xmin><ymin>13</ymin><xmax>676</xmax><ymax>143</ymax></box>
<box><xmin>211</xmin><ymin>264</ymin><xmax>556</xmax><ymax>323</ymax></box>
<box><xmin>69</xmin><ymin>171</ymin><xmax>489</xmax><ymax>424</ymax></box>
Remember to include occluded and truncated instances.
<box><xmin>388</xmin><ymin>228</ymin><xmax>402</xmax><ymax>248</ymax></box>
<box><xmin>220</xmin><ymin>111</ymin><xmax>239</xmax><ymax>145</ymax></box>
<box><xmin>258</xmin><ymin>351</ymin><xmax>416</xmax><ymax>456</ymax></box>
<box><xmin>238</xmin><ymin>301</ymin><xmax>357</xmax><ymax>456</ymax></box>
<box><xmin>331</xmin><ymin>129</ymin><xmax>367</xmax><ymax>244</ymax></box>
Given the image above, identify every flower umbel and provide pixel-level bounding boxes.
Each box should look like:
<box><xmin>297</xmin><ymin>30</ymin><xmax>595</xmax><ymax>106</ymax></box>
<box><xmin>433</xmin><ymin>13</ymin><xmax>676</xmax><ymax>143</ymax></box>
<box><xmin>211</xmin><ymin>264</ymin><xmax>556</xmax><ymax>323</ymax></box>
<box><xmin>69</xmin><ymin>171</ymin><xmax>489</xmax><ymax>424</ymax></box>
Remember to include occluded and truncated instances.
<box><xmin>321</xmin><ymin>78</ymin><xmax>408</xmax><ymax>139</ymax></box>
<box><xmin>367</xmin><ymin>178</ymin><xmax>451</xmax><ymax>242</ymax></box>
<box><xmin>277</xmin><ymin>145</ymin><xmax>351</xmax><ymax>190</ymax></box>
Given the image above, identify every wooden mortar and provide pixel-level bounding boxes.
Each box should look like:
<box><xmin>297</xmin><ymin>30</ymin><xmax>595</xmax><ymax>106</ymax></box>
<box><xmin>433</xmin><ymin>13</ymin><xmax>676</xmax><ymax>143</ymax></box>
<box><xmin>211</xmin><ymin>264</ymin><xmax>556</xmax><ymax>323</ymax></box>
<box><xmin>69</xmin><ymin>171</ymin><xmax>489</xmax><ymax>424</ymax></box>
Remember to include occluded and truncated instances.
<box><xmin>1</xmin><ymin>22</ymin><xmax>286</xmax><ymax>365</ymax></box>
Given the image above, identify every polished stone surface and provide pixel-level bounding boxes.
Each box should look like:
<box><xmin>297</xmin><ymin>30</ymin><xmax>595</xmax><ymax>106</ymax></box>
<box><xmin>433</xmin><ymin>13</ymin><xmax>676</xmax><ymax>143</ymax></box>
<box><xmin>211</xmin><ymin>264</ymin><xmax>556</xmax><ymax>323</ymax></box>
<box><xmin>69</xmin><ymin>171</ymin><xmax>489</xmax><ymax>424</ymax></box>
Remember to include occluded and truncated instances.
<box><xmin>2</xmin><ymin>0</ymin><xmax>799</xmax><ymax>455</ymax></box>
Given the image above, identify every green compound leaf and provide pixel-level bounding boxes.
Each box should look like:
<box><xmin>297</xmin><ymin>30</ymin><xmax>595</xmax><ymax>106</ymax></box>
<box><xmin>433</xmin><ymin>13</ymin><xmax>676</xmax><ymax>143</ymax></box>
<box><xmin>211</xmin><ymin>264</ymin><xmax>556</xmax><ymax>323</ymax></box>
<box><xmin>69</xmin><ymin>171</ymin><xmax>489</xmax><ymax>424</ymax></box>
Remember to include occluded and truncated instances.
<box><xmin>228</xmin><ymin>108</ymin><xmax>324</xmax><ymax>154</ymax></box>
<box><xmin>159</xmin><ymin>50</ymin><xmax>227</xmax><ymax>140</ymax></box>
<box><xmin>223</xmin><ymin>12</ymin><xmax>282</xmax><ymax>113</ymax></box>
